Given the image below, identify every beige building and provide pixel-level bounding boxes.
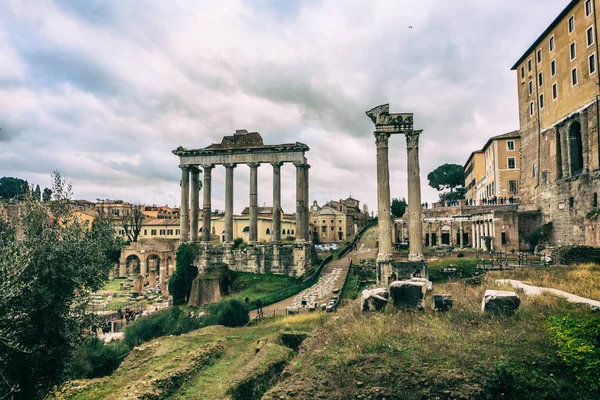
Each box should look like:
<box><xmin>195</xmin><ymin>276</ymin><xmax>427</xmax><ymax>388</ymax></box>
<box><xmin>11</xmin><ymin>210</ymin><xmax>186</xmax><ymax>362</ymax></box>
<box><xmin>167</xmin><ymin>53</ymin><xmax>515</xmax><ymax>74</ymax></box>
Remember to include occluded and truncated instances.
<box><xmin>512</xmin><ymin>0</ymin><xmax>600</xmax><ymax>245</ymax></box>
<box><xmin>474</xmin><ymin>131</ymin><xmax>521</xmax><ymax>202</ymax></box>
<box><xmin>464</xmin><ymin>150</ymin><xmax>485</xmax><ymax>201</ymax></box>
<box><xmin>309</xmin><ymin>197</ymin><xmax>370</xmax><ymax>242</ymax></box>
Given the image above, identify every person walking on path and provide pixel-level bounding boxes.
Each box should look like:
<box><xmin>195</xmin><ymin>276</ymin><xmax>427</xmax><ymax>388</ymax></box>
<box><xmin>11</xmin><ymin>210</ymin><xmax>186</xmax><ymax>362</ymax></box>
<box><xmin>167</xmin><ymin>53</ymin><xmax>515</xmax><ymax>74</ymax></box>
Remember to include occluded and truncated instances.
<box><xmin>245</xmin><ymin>297</ymin><xmax>250</xmax><ymax>307</ymax></box>
<box><xmin>256</xmin><ymin>298</ymin><xmax>263</xmax><ymax>315</ymax></box>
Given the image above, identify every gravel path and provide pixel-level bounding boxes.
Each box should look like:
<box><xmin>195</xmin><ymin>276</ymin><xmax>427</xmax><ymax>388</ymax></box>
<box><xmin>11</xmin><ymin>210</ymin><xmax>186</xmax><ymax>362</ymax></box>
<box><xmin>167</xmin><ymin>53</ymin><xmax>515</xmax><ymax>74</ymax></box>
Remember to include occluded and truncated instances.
<box><xmin>497</xmin><ymin>279</ymin><xmax>600</xmax><ymax>308</ymax></box>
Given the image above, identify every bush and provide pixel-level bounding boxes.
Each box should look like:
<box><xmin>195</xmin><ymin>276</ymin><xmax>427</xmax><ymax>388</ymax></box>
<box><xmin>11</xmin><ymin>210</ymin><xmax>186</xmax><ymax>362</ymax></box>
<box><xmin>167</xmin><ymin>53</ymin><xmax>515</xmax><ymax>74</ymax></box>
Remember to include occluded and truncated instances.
<box><xmin>123</xmin><ymin>307</ymin><xmax>206</xmax><ymax>348</ymax></box>
<box><xmin>169</xmin><ymin>243</ymin><xmax>199</xmax><ymax>305</ymax></box>
<box><xmin>69</xmin><ymin>338</ymin><xmax>130</xmax><ymax>379</ymax></box>
<box><xmin>547</xmin><ymin>316</ymin><xmax>600</xmax><ymax>391</ymax></box>
<box><xmin>427</xmin><ymin>258</ymin><xmax>478</xmax><ymax>282</ymax></box>
<box><xmin>233</xmin><ymin>237</ymin><xmax>244</xmax><ymax>249</ymax></box>
<box><xmin>456</xmin><ymin>252</ymin><xmax>465</xmax><ymax>258</ymax></box>
<box><xmin>483</xmin><ymin>361</ymin><xmax>562</xmax><ymax>399</ymax></box>
<box><xmin>206</xmin><ymin>299</ymin><xmax>249</xmax><ymax>327</ymax></box>
<box><xmin>551</xmin><ymin>246</ymin><xmax>600</xmax><ymax>265</ymax></box>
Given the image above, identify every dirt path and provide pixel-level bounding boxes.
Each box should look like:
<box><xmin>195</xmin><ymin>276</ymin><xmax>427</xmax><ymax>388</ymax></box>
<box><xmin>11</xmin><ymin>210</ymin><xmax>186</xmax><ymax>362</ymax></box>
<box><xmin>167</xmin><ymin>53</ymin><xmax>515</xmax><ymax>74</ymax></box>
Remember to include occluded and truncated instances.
<box><xmin>497</xmin><ymin>279</ymin><xmax>600</xmax><ymax>308</ymax></box>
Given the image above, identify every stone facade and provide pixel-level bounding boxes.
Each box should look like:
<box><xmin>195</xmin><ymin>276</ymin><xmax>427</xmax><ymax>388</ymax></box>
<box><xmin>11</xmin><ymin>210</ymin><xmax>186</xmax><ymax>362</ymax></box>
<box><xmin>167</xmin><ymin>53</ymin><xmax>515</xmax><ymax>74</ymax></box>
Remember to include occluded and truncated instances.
<box><xmin>512</xmin><ymin>0</ymin><xmax>600</xmax><ymax>246</ymax></box>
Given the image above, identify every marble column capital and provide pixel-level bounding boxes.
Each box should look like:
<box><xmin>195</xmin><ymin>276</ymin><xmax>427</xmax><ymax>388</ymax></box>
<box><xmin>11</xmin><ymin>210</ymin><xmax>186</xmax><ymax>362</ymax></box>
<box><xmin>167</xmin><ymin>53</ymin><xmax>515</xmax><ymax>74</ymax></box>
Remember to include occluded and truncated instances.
<box><xmin>202</xmin><ymin>164</ymin><xmax>214</xmax><ymax>174</ymax></box>
<box><xmin>406</xmin><ymin>129</ymin><xmax>423</xmax><ymax>150</ymax></box>
<box><xmin>224</xmin><ymin>163</ymin><xmax>237</xmax><ymax>169</ymax></box>
<box><xmin>179</xmin><ymin>164</ymin><xmax>190</xmax><ymax>171</ymax></box>
<box><xmin>247</xmin><ymin>162</ymin><xmax>260</xmax><ymax>169</ymax></box>
<box><xmin>271</xmin><ymin>162</ymin><xmax>283</xmax><ymax>168</ymax></box>
<box><xmin>293</xmin><ymin>162</ymin><xmax>308</xmax><ymax>169</ymax></box>
<box><xmin>374</xmin><ymin>132</ymin><xmax>390</xmax><ymax>148</ymax></box>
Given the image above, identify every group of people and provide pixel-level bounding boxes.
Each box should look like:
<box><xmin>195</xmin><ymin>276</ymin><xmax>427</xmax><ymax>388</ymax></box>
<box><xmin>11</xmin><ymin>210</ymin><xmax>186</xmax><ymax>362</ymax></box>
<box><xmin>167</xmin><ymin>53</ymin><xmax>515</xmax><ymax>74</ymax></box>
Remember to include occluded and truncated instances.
<box><xmin>245</xmin><ymin>297</ymin><xmax>263</xmax><ymax>314</ymax></box>
<box><xmin>472</xmin><ymin>196</ymin><xmax>518</xmax><ymax>206</ymax></box>
<box><xmin>117</xmin><ymin>307</ymin><xmax>144</xmax><ymax>322</ymax></box>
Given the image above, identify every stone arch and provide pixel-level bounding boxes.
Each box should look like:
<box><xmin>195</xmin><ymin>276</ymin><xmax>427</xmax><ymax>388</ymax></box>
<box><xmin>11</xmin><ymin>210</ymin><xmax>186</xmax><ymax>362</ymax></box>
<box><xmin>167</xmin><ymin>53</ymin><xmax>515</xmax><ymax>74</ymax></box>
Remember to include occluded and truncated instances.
<box><xmin>145</xmin><ymin>254</ymin><xmax>161</xmax><ymax>273</ymax></box>
<box><xmin>569</xmin><ymin>120</ymin><xmax>584</xmax><ymax>175</ymax></box>
<box><xmin>126</xmin><ymin>254</ymin><xmax>141</xmax><ymax>275</ymax></box>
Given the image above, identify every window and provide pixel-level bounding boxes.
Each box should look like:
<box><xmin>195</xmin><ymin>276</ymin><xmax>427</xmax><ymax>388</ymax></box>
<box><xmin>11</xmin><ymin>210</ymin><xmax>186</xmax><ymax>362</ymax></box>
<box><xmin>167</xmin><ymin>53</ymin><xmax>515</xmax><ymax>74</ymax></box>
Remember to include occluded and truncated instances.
<box><xmin>570</xmin><ymin>42</ymin><xmax>577</xmax><ymax>60</ymax></box>
<box><xmin>552</xmin><ymin>83</ymin><xmax>558</xmax><ymax>100</ymax></box>
<box><xmin>507</xmin><ymin>140</ymin><xmax>515</xmax><ymax>151</ymax></box>
<box><xmin>338</xmin><ymin>227</ymin><xmax>342</xmax><ymax>231</ymax></box>
<box><xmin>151</xmin><ymin>229</ymin><xmax>157</xmax><ymax>235</ymax></box>
<box><xmin>572</xmin><ymin>67</ymin><xmax>578</xmax><ymax>86</ymax></box>
<box><xmin>537</xmin><ymin>48</ymin><xmax>542</xmax><ymax>63</ymax></box>
<box><xmin>527</xmin><ymin>58</ymin><xmax>532</xmax><ymax>72</ymax></box>
<box><xmin>330</xmin><ymin>227</ymin><xmax>334</xmax><ymax>231</ymax></box>
<box><xmin>176</xmin><ymin>229</ymin><xmax>180</xmax><ymax>235</ymax></box>
<box><xmin>529</xmin><ymin>101</ymin><xmax>535</xmax><ymax>116</ymax></box>
<box><xmin>590</xmin><ymin>53</ymin><xmax>596</xmax><ymax>75</ymax></box>
<box><xmin>528</xmin><ymin>80</ymin><xmax>533</xmax><ymax>95</ymax></box>
<box><xmin>144</xmin><ymin>229</ymin><xmax>147</xmax><ymax>235</ymax></box>
<box><xmin>508</xmin><ymin>157</ymin><xmax>516</xmax><ymax>169</ymax></box>
<box><xmin>321</xmin><ymin>226</ymin><xmax>326</xmax><ymax>232</ymax></box>
<box><xmin>508</xmin><ymin>180</ymin><xmax>518</xmax><ymax>193</ymax></box>
<box><xmin>521</xmin><ymin>66</ymin><xmax>525</xmax><ymax>79</ymax></box>
<box><xmin>569</xmin><ymin>15</ymin><xmax>575</xmax><ymax>33</ymax></box>
<box><xmin>159</xmin><ymin>229</ymin><xmax>165</xmax><ymax>236</ymax></box>
<box><xmin>538</xmin><ymin>71</ymin><xmax>543</xmax><ymax>87</ymax></box>
<box><xmin>540</xmin><ymin>93</ymin><xmax>545</xmax><ymax>109</ymax></box>
<box><xmin>338</xmin><ymin>220</ymin><xmax>342</xmax><ymax>223</ymax></box>
<box><xmin>588</xmin><ymin>26</ymin><xmax>594</xmax><ymax>47</ymax></box>
<box><xmin>586</xmin><ymin>0</ymin><xmax>593</xmax><ymax>17</ymax></box>
<box><xmin>551</xmin><ymin>59</ymin><xmax>556</xmax><ymax>76</ymax></box>
<box><xmin>569</xmin><ymin>197</ymin><xmax>575</xmax><ymax>209</ymax></box>
<box><xmin>549</xmin><ymin>35</ymin><xmax>555</xmax><ymax>51</ymax></box>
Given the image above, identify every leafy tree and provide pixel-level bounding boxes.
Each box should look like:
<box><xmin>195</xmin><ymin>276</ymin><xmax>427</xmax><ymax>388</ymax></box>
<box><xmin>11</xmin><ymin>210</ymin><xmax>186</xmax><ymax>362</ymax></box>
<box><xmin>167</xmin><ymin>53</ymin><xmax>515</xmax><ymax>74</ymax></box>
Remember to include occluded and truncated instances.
<box><xmin>32</xmin><ymin>185</ymin><xmax>41</xmax><ymax>202</ymax></box>
<box><xmin>391</xmin><ymin>198</ymin><xmax>407</xmax><ymax>218</ymax></box>
<box><xmin>0</xmin><ymin>177</ymin><xmax>29</xmax><ymax>201</ymax></box>
<box><xmin>439</xmin><ymin>188</ymin><xmax>467</xmax><ymax>202</ymax></box>
<box><xmin>168</xmin><ymin>243</ymin><xmax>199</xmax><ymax>305</ymax></box>
<box><xmin>427</xmin><ymin>164</ymin><xmax>465</xmax><ymax>193</ymax></box>
<box><xmin>0</xmin><ymin>172</ymin><xmax>119</xmax><ymax>399</ymax></box>
<box><xmin>42</xmin><ymin>188</ymin><xmax>52</xmax><ymax>203</ymax></box>
<box><xmin>122</xmin><ymin>204</ymin><xmax>144</xmax><ymax>242</ymax></box>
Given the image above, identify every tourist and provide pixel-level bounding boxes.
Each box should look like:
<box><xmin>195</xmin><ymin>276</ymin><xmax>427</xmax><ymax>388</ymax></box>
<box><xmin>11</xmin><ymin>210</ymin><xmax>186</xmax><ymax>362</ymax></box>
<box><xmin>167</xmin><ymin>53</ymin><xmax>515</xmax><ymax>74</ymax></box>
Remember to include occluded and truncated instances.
<box><xmin>256</xmin><ymin>298</ymin><xmax>263</xmax><ymax>315</ymax></box>
<box><xmin>245</xmin><ymin>297</ymin><xmax>250</xmax><ymax>307</ymax></box>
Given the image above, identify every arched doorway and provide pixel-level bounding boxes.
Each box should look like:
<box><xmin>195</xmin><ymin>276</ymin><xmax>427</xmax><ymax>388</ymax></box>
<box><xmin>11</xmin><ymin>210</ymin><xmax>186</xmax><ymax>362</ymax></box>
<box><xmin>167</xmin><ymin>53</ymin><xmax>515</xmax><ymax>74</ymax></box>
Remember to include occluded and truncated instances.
<box><xmin>569</xmin><ymin>121</ymin><xmax>584</xmax><ymax>175</ymax></box>
<box><xmin>126</xmin><ymin>254</ymin><xmax>141</xmax><ymax>276</ymax></box>
<box><xmin>441</xmin><ymin>226</ymin><xmax>451</xmax><ymax>245</ymax></box>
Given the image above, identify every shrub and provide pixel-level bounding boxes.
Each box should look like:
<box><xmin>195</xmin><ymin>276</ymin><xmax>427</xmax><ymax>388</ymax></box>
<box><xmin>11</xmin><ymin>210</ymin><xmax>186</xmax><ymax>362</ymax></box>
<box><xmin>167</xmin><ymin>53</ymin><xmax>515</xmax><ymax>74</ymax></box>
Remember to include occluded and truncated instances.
<box><xmin>456</xmin><ymin>252</ymin><xmax>465</xmax><ymax>258</ymax></box>
<box><xmin>206</xmin><ymin>299</ymin><xmax>249</xmax><ymax>327</ymax></box>
<box><xmin>169</xmin><ymin>243</ymin><xmax>199</xmax><ymax>305</ymax></box>
<box><xmin>69</xmin><ymin>338</ymin><xmax>130</xmax><ymax>379</ymax></box>
<box><xmin>123</xmin><ymin>307</ymin><xmax>206</xmax><ymax>348</ymax></box>
<box><xmin>233</xmin><ymin>237</ymin><xmax>244</xmax><ymax>249</ymax></box>
<box><xmin>427</xmin><ymin>258</ymin><xmax>478</xmax><ymax>282</ymax></box>
<box><xmin>547</xmin><ymin>316</ymin><xmax>600</xmax><ymax>391</ymax></box>
<box><xmin>551</xmin><ymin>246</ymin><xmax>600</xmax><ymax>265</ymax></box>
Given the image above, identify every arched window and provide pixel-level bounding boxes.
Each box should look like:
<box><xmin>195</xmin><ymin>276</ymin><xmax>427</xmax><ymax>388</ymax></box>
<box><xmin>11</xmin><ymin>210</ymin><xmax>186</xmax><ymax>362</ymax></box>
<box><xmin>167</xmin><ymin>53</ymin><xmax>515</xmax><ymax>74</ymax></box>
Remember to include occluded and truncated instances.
<box><xmin>569</xmin><ymin>121</ymin><xmax>584</xmax><ymax>175</ymax></box>
<box><xmin>243</xmin><ymin>226</ymin><xmax>250</xmax><ymax>233</ymax></box>
<box><xmin>291</xmin><ymin>229</ymin><xmax>295</xmax><ymax>234</ymax></box>
<box><xmin>199</xmin><ymin>227</ymin><xmax>203</xmax><ymax>232</ymax></box>
<box><xmin>266</xmin><ymin>228</ymin><xmax>271</xmax><ymax>235</ymax></box>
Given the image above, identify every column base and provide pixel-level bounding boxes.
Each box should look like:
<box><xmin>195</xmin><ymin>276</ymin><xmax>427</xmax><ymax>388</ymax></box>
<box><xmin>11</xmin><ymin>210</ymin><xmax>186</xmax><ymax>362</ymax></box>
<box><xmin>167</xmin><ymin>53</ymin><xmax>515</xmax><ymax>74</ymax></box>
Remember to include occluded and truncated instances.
<box><xmin>377</xmin><ymin>253</ymin><xmax>393</xmax><ymax>264</ymax></box>
<box><xmin>408</xmin><ymin>253</ymin><xmax>424</xmax><ymax>262</ymax></box>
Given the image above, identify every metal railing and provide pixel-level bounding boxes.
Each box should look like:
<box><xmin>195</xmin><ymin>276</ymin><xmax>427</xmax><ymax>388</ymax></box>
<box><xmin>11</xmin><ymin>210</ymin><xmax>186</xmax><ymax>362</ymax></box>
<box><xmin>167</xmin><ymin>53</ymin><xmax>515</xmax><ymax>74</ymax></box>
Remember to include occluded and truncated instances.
<box><xmin>475</xmin><ymin>250</ymin><xmax>548</xmax><ymax>269</ymax></box>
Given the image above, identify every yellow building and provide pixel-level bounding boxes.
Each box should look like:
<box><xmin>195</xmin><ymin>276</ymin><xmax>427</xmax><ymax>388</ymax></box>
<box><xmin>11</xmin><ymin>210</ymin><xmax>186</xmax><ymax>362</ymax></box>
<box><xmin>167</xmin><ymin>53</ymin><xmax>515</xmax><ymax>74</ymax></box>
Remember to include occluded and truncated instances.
<box><xmin>511</xmin><ymin>0</ymin><xmax>600</xmax><ymax>245</ymax></box>
<box><xmin>310</xmin><ymin>206</ymin><xmax>352</xmax><ymax>242</ymax></box>
<box><xmin>464</xmin><ymin>150</ymin><xmax>485</xmax><ymax>201</ymax></box>
<box><xmin>475</xmin><ymin>131</ymin><xmax>521</xmax><ymax>201</ymax></box>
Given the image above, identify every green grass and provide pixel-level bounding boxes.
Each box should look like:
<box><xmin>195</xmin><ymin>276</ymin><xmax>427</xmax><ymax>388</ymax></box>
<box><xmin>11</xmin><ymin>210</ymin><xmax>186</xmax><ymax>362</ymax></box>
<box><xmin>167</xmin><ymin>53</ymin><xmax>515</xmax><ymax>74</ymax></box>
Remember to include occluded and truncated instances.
<box><xmin>228</xmin><ymin>271</ymin><xmax>306</xmax><ymax>309</ymax></box>
<box><xmin>100</xmin><ymin>279</ymin><xmax>126</xmax><ymax>292</ymax></box>
<box><xmin>262</xmin><ymin>275</ymin><xmax>598</xmax><ymax>400</ymax></box>
<box><xmin>428</xmin><ymin>257</ymin><xmax>480</xmax><ymax>282</ymax></box>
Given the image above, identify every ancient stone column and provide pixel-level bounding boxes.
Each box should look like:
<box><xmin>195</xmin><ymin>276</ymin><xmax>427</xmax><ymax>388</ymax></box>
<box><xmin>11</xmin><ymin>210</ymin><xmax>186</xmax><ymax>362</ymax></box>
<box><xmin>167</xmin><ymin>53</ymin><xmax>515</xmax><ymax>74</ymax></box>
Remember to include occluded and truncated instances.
<box><xmin>148</xmin><ymin>258</ymin><xmax>157</xmax><ymax>287</ymax></box>
<box><xmin>190</xmin><ymin>167</ymin><xmax>200</xmax><ymax>242</ymax></box>
<box><xmin>406</xmin><ymin>130</ymin><xmax>424</xmax><ymax>261</ymax></box>
<box><xmin>374</xmin><ymin>132</ymin><xmax>393</xmax><ymax>262</ymax></box>
<box><xmin>202</xmin><ymin>165</ymin><xmax>214</xmax><ymax>243</ymax></box>
<box><xmin>302</xmin><ymin>164</ymin><xmax>310</xmax><ymax>241</ymax></box>
<box><xmin>138</xmin><ymin>259</ymin><xmax>146</xmax><ymax>277</ymax></box>
<box><xmin>224</xmin><ymin>164</ymin><xmax>236</xmax><ymax>243</ymax></box>
<box><xmin>459</xmin><ymin>222</ymin><xmax>464</xmax><ymax>248</ymax></box>
<box><xmin>159</xmin><ymin>266</ymin><xmax>167</xmax><ymax>295</ymax></box>
<box><xmin>248</xmin><ymin>163</ymin><xmax>260</xmax><ymax>243</ymax></box>
<box><xmin>272</xmin><ymin>162</ymin><xmax>282</xmax><ymax>242</ymax></box>
<box><xmin>179</xmin><ymin>165</ymin><xmax>190</xmax><ymax>242</ymax></box>
<box><xmin>119</xmin><ymin>260</ymin><xmax>126</xmax><ymax>277</ymax></box>
<box><xmin>471</xmin><ymin>222</ymin><xmax>476</xmax><ymax>248</ymax></box>
<box><xmin>295</xmin><ymin>163</ymin><xmax>307</xmax><ymax>243</ymax></box>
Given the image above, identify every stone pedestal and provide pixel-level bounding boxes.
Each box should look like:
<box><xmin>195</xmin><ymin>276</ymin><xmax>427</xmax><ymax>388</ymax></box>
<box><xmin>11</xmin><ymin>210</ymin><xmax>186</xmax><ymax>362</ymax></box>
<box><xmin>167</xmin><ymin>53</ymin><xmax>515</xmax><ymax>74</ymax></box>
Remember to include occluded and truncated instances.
<box><xmin>389</xmin><ymin>280</ymin><xmax>427</xmax><ymax>309</ymax></box>
<box><xmin>482</xmin><ymin>290</ymin><xmax>520</xmax><ymax>315</ymax></box>
<box><xmin>293</xmin><ymin>243</ymin><xmax>314</xmax><ymax>277</ymax></box>
<box><xmin>133</xmin><ymin>275</ymin><xmax>144</xmax><ymax>294</ymax></box>
<box><xmin>432</xmin><ymin>294</ymin><xmax>453</xmax><ymax>312</ymax></box>
<box><xmin>149</xmin><ymin>269</ymin><xmax>157</xmax><ymax>288</ymax></box>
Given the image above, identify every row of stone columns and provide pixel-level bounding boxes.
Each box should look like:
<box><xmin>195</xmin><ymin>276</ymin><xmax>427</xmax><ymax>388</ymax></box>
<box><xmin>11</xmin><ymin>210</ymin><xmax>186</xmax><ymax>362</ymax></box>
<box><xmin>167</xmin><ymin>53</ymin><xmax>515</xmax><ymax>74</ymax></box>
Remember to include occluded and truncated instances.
<box><xmin>179</xmin><ymin>162</ymin><xmax>310</xmax><ymax>244</ymax></box>
<box><xmin>471</xmin><ymin>218</ymin><xmax>494</xmax><ymax>250</ymax></box>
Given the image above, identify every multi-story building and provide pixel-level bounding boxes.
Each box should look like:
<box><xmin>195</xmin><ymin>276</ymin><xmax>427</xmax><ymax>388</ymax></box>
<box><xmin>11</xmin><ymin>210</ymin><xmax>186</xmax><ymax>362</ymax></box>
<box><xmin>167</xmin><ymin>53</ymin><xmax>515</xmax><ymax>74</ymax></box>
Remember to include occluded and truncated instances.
<box><xmin>475</xmin><ymin>131</ymin><xmax>521</xmax><ymax>202</ymax></box>
<box><xmin>464</xmin><ymin>150</ymin><xmax>484</xmax><ymax>201</ymax></box>
<box><xmin>310</xmin><ymin>206</ymin><xmax>350</xmax><ymax>242</ymax></box>
<box><xmin>512</xmin><ymin>0</ymin><xmax>600</xmax><ymax>245</ymax></box>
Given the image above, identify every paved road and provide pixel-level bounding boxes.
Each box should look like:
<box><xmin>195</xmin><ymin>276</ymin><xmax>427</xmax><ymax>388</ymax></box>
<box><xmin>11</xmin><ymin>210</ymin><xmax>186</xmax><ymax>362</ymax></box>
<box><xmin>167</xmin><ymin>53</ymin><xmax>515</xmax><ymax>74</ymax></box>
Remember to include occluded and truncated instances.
<box><xmin>250</xmin><ymin>227</ymin><xmax>378</xmax><ymax>319</ymax></box>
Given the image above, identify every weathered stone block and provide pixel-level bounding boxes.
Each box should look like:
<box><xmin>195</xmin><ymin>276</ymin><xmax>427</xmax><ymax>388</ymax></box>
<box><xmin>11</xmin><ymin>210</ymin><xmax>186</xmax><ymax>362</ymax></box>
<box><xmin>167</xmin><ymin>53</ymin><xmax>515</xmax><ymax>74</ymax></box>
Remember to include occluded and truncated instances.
<box><xmin>409</xmin><ymin>277</ymin><xmax>433</xmax><ymax>292</ymax></box>
<box><xmin>133</xmin><ymin>275</ymin><xmax>144</xmax><ymax>294</ymax></box>
<box><xmin>432</xmin><ymin>294</ymin><xmax>453</xmax><ymax>312</ymax></box>
<box><xmin>360</xmin><ymin>288</ymin><xmax>389</xmax><ymax>312</ymax></box>
<box><xmin>389</xmin><ymin>280</ymin><xmax>426</xmax><ymax>309</ymax></box>
<box><xmin>481</xmin><ymin>290</ymin><xmax>520</xmax><ymax>315</ymax></box>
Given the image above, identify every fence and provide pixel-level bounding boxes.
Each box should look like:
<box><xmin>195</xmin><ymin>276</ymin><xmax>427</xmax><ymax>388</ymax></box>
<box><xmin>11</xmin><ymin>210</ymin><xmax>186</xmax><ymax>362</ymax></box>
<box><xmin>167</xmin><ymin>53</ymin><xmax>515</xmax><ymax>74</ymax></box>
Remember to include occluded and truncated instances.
<box><xmin>475</xmin><ymin>250</ymin><xmax>548</xmax><ymax>270</ymax></box>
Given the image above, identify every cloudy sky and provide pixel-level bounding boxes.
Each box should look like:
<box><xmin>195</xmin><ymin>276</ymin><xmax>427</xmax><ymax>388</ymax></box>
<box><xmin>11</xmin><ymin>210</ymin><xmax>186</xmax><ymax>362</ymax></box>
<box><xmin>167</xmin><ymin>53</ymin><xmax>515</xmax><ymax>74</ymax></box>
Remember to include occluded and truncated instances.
<box><xmin>0</xmin><ymin>0</ymin><xmax>567</xmax><ymax>214</ymax></box>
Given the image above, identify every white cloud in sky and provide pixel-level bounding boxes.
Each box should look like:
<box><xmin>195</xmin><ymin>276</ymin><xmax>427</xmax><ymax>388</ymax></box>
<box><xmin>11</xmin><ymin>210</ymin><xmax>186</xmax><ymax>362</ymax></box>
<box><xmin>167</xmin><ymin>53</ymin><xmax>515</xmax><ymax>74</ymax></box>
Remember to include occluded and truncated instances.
<box><xmin>0</xmin><ymin>0</ymin><xmax>566</xmax><ymax>213</ymax></box>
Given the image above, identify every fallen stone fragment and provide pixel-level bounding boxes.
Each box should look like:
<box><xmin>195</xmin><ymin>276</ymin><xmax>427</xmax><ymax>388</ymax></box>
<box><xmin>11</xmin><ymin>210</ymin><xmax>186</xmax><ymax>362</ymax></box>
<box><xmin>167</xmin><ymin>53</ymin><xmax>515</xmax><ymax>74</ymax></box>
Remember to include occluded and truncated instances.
<box><xmin>389</xmin><ymin>280</ymin><xmax>427</xmax><ymax>309</ymax></box>
<box><xmin>361</xmin><ymin>288</ymin><xmax>389</xmax><ymax>312</ymax></box>
<box><xmin>481</xmin><ymin>290</ymin><xmax>520</xmax><ymax>315</ymax></box>
<box><xmin>432</xmin><ymin>294</ymin><xmax>453</xmax><ymax>312</ymax></box>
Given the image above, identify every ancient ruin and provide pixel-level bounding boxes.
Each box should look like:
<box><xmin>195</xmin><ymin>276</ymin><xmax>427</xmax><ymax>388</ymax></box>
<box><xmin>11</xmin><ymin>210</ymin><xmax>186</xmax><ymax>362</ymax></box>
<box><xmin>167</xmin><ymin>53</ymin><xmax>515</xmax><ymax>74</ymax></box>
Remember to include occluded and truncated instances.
<box><xmin>173</xmin><ymin>130</ymin><xmax>315</xmax><ymax>277</ymax></box>
<box><xmin>366</xmin><ymin>104</ymin><xmax>427</xmax><ymax>286</ymax></box>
